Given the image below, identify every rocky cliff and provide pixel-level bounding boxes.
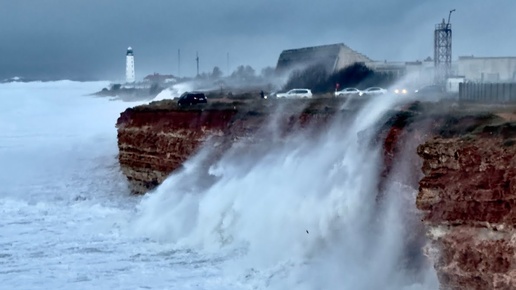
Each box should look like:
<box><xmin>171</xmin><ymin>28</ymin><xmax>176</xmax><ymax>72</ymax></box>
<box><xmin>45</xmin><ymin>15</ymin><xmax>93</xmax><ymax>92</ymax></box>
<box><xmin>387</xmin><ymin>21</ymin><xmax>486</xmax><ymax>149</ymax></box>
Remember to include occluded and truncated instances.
<box><xmin>116</xmin><ymin>98</ymin><xmax>347</xmax><ymax>194</ymax></box>
<box><xmin>116</xmin><ymin>97</ymin><xmax>516</xmax><ymax>289</ymax></box>
<box><xmin>416</xmin><ymin>112</ymin><xmax>516</xmax><ymax>290</ymax></box>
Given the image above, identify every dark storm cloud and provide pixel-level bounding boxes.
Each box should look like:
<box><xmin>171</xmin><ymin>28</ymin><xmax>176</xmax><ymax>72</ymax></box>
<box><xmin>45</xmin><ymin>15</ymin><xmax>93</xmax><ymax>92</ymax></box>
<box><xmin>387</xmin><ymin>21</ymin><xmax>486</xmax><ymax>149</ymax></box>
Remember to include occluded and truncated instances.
<box><xmin>1</xmin><ymin>0</ymin><xmax>516</xmax><ymax>80</ymax></box>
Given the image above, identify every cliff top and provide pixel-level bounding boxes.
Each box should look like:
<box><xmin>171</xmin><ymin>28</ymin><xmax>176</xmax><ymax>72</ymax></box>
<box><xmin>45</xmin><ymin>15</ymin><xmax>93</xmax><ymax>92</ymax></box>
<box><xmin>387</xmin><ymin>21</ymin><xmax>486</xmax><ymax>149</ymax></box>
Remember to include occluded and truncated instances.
<box><xmin>126</xmin><ymin>95</ymin><xmax>516</xmax><ymax>141</ymax></box>
<box><xmin>130</xmin><ymin>95</ymin><xmax>351</xmax><ymax>115</ymax></box>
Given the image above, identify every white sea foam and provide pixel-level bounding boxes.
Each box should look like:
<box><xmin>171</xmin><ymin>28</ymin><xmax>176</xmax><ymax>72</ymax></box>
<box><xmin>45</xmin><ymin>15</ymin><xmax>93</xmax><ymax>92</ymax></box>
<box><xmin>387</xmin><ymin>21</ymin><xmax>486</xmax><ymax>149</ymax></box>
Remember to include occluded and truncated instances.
<box><xmin>0</xmin><ymin>81</ymin><xmax>237</xmax><ymax>290</ymax></box>
<box><xmin>152</xmin><ymin>82</ymin><xmax>195</xmax><ymax>101</ymax></box>
<box><xmin>0</xmin><ymin>80</ymin><xmax>438</xmax><ymax>289</ymax></box>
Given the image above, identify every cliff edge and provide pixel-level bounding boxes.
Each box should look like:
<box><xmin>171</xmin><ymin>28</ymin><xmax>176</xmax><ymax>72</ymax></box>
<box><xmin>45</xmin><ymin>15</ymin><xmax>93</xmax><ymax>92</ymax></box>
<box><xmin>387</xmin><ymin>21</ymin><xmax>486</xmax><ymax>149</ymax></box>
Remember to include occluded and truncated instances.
<box><xmin>116</xmin><ymin>97</ymin><xmax>516</xmax><ymax>289</ymax></box>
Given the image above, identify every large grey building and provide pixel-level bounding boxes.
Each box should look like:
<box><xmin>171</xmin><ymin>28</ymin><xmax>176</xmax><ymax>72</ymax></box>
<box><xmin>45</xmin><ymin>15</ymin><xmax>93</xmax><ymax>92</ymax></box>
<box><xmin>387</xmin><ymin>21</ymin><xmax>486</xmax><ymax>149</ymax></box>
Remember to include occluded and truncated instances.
<box><xmin>275</xmin><ymin>43</ymin><xmax>371</xmax><ymax>75</ymax></box>
<box><xmin>458</xmin><ymin>56</ymin><xmax>516</xmax><ymax>82</ymax></box>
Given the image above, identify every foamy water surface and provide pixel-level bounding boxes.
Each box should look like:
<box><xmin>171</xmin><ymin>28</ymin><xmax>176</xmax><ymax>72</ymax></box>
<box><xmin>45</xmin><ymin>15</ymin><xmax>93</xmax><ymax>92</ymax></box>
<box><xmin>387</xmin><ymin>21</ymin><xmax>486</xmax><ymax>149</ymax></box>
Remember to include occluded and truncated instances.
<box><xmin>0</xmin><ymin>81</ymin><xmax>438</xmax><ymax>289</ymax></box>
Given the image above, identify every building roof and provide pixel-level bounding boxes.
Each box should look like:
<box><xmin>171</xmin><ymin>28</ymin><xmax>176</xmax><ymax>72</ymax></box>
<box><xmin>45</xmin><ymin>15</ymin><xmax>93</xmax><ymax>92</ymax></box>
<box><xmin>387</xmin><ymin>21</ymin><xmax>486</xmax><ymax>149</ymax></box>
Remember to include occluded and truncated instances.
<box><xmin>276</xmin><ymin>43</ymin><xmax>370</xmax><ymax>74</ymax></box>
<box><xmin>459</xmin><ymin>55</ymin><xmax>516</xmax><ymax>60</ymax></box>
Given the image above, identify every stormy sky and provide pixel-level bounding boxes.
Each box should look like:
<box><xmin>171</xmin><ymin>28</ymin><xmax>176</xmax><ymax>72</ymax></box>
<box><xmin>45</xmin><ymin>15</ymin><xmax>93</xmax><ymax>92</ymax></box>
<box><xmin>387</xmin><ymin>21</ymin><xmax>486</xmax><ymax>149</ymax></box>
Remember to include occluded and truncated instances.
<box><xmin>1</xmin><ymin>0</ymin><xmax>515</xmax><ymax>81</ymax></box>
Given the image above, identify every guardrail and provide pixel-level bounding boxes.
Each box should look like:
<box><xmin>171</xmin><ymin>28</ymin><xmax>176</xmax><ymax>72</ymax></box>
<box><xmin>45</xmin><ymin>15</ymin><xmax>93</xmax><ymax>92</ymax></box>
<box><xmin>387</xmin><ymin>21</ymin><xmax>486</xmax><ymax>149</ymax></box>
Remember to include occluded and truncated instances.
<box><xmin>459</xmin><ymin>82</ymin><xmax>516</xmax><ymax>103</ymax></box>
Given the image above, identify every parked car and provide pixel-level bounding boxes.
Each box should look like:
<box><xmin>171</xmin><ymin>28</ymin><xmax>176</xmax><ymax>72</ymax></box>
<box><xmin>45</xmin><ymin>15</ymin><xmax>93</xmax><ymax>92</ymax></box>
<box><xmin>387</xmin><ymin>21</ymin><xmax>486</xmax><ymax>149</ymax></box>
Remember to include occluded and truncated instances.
<box><xmin>177</xmin><ymin>92</ymin><xmax>207</xmax><ymax>106</ymax></box>
<box><xmin>335</xmin><ymin>87</ymin><xmax>361</xmax><ymax>97</ymax></box>
<box><xmin>276</xmin><ymin>89</ymin><xmax>313</xmax><ymax>98</ymax></box>
<box><xmin>359</xmin><ymin>87</ymin><xmax>387</xmax><ymax>96</ymax></box>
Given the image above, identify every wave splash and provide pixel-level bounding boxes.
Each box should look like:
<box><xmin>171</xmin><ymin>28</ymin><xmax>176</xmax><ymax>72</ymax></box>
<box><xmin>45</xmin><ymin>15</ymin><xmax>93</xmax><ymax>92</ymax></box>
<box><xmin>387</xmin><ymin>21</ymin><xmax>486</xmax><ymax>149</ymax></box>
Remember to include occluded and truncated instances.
<box><xmin>133</xmin><ymin>95</ymin><xmax>438</xmax><ymax>290</ymax></box>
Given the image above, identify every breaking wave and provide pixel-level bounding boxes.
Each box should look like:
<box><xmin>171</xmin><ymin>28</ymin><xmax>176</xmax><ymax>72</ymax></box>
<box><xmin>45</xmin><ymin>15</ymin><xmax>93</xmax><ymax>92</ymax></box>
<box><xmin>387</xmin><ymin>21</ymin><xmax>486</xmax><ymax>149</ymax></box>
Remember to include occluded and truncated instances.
<box><xmin>133</xmin><ymin>94</ymin><xmax>438</xmax><ymax>289</ymax></box>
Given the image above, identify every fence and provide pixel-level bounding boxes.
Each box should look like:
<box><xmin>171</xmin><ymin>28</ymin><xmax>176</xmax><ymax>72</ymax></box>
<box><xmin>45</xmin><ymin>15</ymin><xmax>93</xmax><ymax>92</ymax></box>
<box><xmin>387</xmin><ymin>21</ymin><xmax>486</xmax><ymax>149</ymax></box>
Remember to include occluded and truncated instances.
<box><xmin>459</xmin><ymin>82</ymin><xmax>516</xmax><ymax>103</ymax></box>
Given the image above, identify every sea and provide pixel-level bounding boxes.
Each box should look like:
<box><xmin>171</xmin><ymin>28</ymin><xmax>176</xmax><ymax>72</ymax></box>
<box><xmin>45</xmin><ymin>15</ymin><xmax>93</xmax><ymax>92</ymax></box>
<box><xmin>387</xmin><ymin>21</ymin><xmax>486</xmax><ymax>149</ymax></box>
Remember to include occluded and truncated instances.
<box><xmin>0</xmin><ymin>81</ymin><xmax>438</xmax><ymax>290</ymax></box>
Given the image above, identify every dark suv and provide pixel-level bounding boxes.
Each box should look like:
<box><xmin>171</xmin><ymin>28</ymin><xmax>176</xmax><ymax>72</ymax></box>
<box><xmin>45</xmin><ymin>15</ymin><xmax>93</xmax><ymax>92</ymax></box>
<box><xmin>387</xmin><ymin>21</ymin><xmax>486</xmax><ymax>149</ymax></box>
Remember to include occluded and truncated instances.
<box><xmin>177</xmin><ymin>92</ymin><xmax>207</xmax><ymax>106</ymax></box>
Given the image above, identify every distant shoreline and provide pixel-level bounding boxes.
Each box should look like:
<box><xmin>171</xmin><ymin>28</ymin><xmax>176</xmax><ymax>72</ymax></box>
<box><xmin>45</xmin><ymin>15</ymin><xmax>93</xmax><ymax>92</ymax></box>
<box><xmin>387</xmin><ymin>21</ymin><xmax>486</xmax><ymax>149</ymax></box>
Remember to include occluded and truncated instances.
<box><xmin>92</xmin><ymin>85</ymin><xmax>163</xmax><ymax>102</ymax></box>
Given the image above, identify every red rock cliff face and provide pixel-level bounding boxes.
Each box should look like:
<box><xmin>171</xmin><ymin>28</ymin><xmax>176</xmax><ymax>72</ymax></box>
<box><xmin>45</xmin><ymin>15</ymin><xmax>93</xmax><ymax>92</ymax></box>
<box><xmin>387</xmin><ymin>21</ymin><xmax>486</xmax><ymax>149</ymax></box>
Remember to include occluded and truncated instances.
<box><xmin>417</xmin><ymin>116</ymin><xmax>516</xmax><ymax>290</ymax></box>
<box><xmin>117</xmin><ymin>99</ymin><xmax>516</xmax><ymax>289</ymax></box>
<box><xmin>116</xmin><ymin>108</ymin><xmax>237</xmax><ymax>194</ymax></box>
<box><xmin>116</xmin><ymin>100</ymin><xmax>343</xmax><ymax>194</ymax></box>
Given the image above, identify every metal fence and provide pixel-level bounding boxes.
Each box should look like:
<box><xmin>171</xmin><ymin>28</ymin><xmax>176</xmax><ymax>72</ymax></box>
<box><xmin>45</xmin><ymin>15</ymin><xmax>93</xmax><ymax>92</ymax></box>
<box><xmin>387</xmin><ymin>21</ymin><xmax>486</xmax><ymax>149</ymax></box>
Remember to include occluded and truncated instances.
<box><xmin>459</xmin><ymin>82</ymin><xmax>516</xmax><ymax>103</ymax></box>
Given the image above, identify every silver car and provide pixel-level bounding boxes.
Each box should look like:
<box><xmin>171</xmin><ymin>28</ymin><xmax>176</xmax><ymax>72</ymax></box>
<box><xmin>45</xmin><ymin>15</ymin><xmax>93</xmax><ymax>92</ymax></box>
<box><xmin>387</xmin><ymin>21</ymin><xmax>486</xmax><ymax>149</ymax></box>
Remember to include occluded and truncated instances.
<box><xmin>335</xmin><ymin>87</ymin><xmax>361</xmax><ymax>97</ymax></box>
<box><xmin>359</xmin><ymin>87</ymin><xmax>387</xmax><ymax>96</ymax></box>
<box><xmin>276</xmin><ymin>89</ymin><xmax>313</xmax><ymax>98</ymax></box>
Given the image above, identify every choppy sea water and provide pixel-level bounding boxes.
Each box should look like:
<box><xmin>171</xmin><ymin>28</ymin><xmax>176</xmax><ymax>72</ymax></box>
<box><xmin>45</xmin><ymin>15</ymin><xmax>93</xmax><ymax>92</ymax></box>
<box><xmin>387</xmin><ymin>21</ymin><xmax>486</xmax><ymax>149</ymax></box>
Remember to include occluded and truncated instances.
<box><xmin>0</xmin><ymin>81</ymin><xmax>438</xmax><ymax>290</ymax></box>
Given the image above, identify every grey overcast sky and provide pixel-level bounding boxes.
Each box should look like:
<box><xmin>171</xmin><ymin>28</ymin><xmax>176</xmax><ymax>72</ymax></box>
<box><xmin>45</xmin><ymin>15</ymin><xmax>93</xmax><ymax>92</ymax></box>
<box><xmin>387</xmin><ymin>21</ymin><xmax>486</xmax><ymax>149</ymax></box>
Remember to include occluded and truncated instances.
<box><xmin>1</xmin><ymin>0</ymin><xmax>515</xmax><ymax>81</ymax></box>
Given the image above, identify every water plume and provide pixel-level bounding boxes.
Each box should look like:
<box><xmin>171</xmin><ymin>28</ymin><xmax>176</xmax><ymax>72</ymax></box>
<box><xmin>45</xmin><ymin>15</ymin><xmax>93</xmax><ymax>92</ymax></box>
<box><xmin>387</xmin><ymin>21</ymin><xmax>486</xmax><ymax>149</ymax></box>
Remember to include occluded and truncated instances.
<box><xmin>133</xmin><ymin>91</ymin><xmax>438</xmax><ymax>289</ymax></box>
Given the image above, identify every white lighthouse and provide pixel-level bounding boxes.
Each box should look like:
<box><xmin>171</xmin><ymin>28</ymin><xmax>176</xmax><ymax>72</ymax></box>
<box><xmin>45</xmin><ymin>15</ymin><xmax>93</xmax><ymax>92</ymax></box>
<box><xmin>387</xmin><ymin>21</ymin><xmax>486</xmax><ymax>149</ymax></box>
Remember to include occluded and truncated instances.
<box><xmin>125</xmin><ymin>47</ymin><xmax>135</xmax><ymax>83</ymax></box>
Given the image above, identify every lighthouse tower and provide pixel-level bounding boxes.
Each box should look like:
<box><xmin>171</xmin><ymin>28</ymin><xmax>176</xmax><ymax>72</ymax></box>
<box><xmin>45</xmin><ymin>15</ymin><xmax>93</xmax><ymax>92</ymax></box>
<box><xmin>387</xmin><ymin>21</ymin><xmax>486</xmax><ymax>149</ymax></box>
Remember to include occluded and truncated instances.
<box><xmin>125</xmin><ymin>47</ymin><xmax>135</xmax><ymax>83</ymax></box>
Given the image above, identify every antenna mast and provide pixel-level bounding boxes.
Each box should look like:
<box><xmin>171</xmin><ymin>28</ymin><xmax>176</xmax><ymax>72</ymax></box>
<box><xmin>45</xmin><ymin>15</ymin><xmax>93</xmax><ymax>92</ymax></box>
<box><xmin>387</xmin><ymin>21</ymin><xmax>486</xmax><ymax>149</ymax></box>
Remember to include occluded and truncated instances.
<box><xmin>447</xmin><ymin>9</ymin><xmax>455</xmax><ymax>28</ymax></box>
<box><xmin>434</xmin><ymin>9</ymin><xmax>455</xmax><ymax>85</ymax></box>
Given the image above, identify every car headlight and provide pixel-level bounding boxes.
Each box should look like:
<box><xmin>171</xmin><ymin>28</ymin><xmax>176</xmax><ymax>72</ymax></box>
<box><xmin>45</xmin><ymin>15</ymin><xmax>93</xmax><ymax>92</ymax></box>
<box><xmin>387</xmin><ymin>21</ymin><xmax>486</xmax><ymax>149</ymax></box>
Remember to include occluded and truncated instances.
<box><xmin>402</xmin><ymin>89</ymin><xmax>407</xmax><ymax>94</ymax></box>
<box><xmin>394</xmin><ymin>89</ymin><xmax>400</xmax><ymax>94</ymax></box>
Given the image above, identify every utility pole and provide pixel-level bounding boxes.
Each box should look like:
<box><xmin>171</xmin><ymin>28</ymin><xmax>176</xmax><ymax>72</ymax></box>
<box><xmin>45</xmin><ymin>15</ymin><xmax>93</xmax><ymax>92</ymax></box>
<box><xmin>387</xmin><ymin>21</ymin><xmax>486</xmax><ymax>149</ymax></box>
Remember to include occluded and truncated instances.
<box><xmin>196</xmin><ymin>51</ymin><xmax>199</xmax><ymax>77</ymax></box>
<box><xmin>227</xmin><ymin>52</ymin><xmax>230</xmax><ymax>76</ymax></box>
<box><xmin>178</xmin><ymin>49</ymin><xmax>181</xmax><ymax>77</ymax></box>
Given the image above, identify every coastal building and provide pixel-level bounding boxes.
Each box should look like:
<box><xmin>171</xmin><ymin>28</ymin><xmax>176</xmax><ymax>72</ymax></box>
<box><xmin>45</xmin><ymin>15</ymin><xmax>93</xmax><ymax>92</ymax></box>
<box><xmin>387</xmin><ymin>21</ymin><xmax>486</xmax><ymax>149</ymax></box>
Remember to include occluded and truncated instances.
<box><xmin>364</xmin><ymin>58</ymin><xmax>437</xmax><ymax>87</ymax></box>
<box><xmin>457</xmin><ymin>56</ymin><xmax>516</xmax><ymax>82</ymax></box>
<box><xmin>275</xmin><ymin>43</ymin><xmax>516</xmax><ymax>87</ymax></box>
<box><xmin>126</xmin><ymin>47</ymin><xmax>135</xmax><ymax>83</ymax></box>
<box><xmin>275</xmin><ymin>43</ymin><xmax>371</xmax><ymax>75</ymax></box>
<box><xmin>143</xmin><ymin>73</ymin><xmax>177</xmax><ymax>84</ymax></box>
<box><xmin>274</xmin><ymin>43</ymin><xmax>435</xmax><ymax>87</ymax></box>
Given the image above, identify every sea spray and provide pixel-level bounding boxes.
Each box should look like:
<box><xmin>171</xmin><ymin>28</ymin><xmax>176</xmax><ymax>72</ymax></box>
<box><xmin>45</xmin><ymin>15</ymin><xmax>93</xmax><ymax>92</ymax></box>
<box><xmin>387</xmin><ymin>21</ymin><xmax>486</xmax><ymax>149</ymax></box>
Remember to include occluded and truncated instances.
<box><xmin>133</xmin><ymin>93</ymin><xmax>438</xmax><ymax>289</ymax></box>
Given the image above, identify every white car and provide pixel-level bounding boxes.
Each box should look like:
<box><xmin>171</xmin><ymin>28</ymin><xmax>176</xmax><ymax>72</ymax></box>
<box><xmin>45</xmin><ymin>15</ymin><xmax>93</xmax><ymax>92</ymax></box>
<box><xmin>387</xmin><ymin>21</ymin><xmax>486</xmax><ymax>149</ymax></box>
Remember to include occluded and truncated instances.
<box><xmin>276</xmin><ymin>89</ymin><xmax>313</xmax><ymax>98</ymax></box>
<box><xmin>335</xmin><ymin>87</ymin><xmax>361</xmax><ymax>97</ymax></box>
<box><xmin>359</xmin><ymin>87</ymin><xmax>387</xmax><ymax>96</ymax></box>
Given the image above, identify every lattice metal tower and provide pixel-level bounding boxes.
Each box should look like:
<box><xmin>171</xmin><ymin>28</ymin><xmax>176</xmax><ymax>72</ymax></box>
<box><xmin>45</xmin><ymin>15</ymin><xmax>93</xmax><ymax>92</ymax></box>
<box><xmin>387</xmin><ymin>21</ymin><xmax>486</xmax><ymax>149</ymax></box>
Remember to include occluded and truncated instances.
<box><xmin>434</xmin><ymin>9</ymin><xmax>455</xmax><ymax>84</ymax></box>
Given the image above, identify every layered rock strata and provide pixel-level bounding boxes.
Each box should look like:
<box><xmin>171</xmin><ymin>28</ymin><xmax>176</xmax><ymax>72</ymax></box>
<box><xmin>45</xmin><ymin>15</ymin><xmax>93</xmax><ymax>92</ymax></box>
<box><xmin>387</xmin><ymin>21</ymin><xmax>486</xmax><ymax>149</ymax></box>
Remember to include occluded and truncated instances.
<box><xmin>117</xmin><ymin>108</ymin><xmax>236</xmax><ymax>193</ymax></box>
<box><xmin>417</xmin><ymin>114</ymin><xmax>516</xmax><ymax>290</ymax></box>
<box><xmin>116</xmin><ymin>98</ymin><xmax>347</xmax><ymax>194</ymax></box>
<box><xmin>117</xmin><ymin>97</ymin><xmax>516</xmax><ymax>289</ymax></box>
